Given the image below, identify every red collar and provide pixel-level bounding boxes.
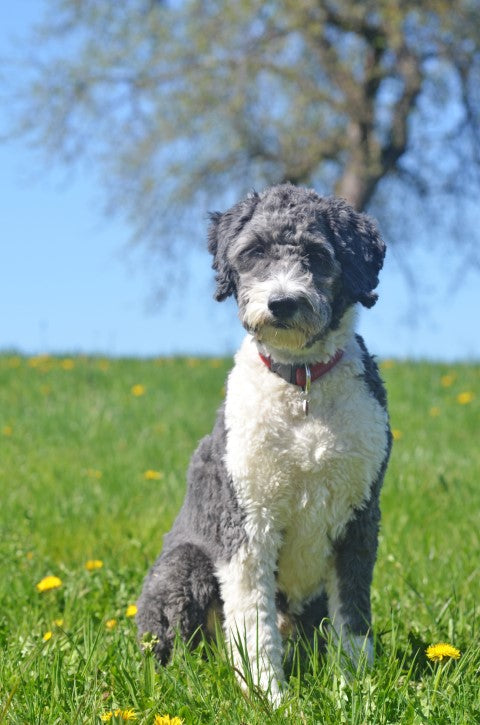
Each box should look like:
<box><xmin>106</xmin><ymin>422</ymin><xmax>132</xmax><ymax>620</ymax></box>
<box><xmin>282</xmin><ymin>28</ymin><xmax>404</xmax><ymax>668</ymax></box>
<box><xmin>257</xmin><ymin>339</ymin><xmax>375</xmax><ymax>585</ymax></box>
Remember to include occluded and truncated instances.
<box><xmin>258</xmin><ymin>349</ymin><xmax>344</xmax><ymax>389</ymax></box>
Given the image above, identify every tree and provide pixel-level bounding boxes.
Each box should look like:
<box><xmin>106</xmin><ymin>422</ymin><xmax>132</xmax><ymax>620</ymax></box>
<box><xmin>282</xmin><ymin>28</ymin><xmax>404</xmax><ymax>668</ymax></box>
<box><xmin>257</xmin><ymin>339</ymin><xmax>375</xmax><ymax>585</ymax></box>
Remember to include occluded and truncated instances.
<box><xmin>6</xmin><ymin>0</ymin><xmax>480</xmax><ymax>269</ymax></box>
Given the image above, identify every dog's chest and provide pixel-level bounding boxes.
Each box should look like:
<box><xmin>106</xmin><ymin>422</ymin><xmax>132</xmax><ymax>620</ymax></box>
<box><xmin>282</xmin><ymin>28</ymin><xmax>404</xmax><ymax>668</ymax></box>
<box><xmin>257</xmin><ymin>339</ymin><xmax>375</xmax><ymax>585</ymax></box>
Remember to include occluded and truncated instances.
<box><xmin>224</xmin><ymin>339</ymin><xmax>388</xmax><ymax>600</ymax></box>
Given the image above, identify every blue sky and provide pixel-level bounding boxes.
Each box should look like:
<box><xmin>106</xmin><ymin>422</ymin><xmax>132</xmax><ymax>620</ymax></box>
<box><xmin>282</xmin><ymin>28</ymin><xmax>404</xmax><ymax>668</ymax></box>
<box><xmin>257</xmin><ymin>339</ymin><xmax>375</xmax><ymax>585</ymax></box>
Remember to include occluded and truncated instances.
<box><xmin>1</xmin><ymin>4</ymin><xmax>479</xmax><ymax>361</ymax></box>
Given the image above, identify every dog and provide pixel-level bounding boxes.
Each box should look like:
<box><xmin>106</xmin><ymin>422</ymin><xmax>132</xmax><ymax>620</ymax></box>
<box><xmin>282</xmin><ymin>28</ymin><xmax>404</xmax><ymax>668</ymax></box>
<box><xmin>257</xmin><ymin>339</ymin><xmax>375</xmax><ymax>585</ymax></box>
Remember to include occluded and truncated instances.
<box><xmin>136</xmin><ymin>184</ymin><xmax>392</xmax><ymax>704</ymax></box>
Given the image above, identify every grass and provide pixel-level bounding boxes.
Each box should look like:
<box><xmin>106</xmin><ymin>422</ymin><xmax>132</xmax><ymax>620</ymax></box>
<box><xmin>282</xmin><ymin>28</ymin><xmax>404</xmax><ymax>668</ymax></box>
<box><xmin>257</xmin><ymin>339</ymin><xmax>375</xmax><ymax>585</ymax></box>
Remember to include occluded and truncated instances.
<box><xmin>0</xmin><ymin>352</ymin><xmax>479</xmax><ymax>724</ymax></box>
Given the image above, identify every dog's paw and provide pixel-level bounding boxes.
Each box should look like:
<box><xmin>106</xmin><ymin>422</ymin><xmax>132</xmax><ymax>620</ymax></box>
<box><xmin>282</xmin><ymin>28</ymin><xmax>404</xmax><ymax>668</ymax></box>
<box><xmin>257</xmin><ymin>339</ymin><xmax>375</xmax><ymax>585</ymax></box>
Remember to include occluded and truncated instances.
<box><xmin>341</xmin><ymin>633</ymin><xmax>374</xmax><ymax>670</ymax></box>
<box><xmin>329</xmin><ymin>629</ymin><xmax>374</xmax><ymax>678</ymax></box>
<box><xmin>259</xmin><ymin>670</ymin><xmax>285</xmax><ymax>709</ymax></box>
<box><xmin>235</xmin><ymin>662</ymin><xmax>285</xmax><ymax>709</ymax></box>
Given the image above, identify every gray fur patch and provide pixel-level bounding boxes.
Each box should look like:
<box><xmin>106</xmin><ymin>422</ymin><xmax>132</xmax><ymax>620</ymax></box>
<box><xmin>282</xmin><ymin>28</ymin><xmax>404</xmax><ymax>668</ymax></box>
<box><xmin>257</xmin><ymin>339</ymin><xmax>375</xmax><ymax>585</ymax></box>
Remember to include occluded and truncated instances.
<box><xmin>136</xmin><ymin>405</ymin><xmax>246</xmax><ymax>659</ymax></box>
<box><xmin>331</xmin><ymin>343</ymin><xmax>392</xmax><ymax>635</ymax></box>
<box><xmin>355</xmin><ymin>334</ymin><xmax>389</xmax><ymax>409</ymax></box>
<box><xmin>164</xmin><ymin>404</ymin><xmax>246</xmax><ymax>561</ymax></box>
<box><xmin>136</xmin><ymin>543</ymin><xmax>221</xmax><ymax>663</ymax></box>
<box><xmin>331</xmin><ymin>450</ymin><xmax>390</xmax><ymax>636</ymax></box>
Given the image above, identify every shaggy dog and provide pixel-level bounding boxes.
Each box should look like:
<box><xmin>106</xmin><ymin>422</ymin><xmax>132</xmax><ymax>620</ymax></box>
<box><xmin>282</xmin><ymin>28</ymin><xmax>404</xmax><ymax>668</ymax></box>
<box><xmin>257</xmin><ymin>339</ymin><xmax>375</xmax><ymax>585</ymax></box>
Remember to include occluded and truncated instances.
<box><xmin>136</xmin><ymin>184</ymin><xmax>392</xmax><ymax>703</ymax></box>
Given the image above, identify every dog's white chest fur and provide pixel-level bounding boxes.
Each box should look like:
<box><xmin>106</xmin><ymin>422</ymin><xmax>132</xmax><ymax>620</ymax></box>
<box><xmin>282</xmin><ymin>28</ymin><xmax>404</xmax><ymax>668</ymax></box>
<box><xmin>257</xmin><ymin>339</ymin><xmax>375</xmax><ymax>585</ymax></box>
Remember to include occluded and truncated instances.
<box><xmin>224</xmin><ymin>334</ymin><xmax>388</xmax><ymax>605</ymax></box>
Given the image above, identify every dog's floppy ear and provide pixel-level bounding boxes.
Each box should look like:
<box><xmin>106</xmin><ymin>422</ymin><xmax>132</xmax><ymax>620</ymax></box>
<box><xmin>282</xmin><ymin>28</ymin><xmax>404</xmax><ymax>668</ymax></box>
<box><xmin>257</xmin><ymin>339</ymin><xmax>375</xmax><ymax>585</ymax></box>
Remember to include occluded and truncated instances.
<box><xmin>207</xmin><ymin>211</ymin><xmax>232</xmax><ymax>301</ymax></box>
<box><xmin>207</xmin><ymin>191</ymin><xmax>260</xmax><ymax>301</ymax></box>
<box><xmin>326</xmin><ymin>198</ymin><xmax>386</xmax><ymax>308</ymax></box>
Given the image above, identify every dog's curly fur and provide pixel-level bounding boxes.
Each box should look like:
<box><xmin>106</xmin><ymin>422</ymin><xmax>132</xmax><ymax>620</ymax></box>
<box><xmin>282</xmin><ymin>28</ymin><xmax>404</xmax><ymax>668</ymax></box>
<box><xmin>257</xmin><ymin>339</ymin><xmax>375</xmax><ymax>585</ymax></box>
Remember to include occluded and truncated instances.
<box><xmin>136</xmin><ymin>184</ymin><xmax>391</xmax><ymax>703</ymax></box>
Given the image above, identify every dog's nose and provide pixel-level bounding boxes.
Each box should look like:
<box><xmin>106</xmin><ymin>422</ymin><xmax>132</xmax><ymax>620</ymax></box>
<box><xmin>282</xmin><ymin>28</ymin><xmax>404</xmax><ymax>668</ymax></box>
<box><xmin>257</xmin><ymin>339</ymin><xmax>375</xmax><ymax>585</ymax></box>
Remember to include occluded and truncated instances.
<box><xmin>268</xmin><ymin>295</ymin><xmax>298</xmax><ymax>319</ymax></box>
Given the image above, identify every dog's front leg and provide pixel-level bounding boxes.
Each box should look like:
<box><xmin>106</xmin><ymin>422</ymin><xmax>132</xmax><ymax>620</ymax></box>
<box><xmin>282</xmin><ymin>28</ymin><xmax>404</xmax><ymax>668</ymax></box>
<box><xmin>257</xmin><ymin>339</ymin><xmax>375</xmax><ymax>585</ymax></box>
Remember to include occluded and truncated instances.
<box><xmin>216</xmin><ymin>528</ymin><xmax>284</xmax><ymax>705</ymax></box>
<box><xmin>326</xmin><ymin>493</ymin><xmax>381</xmax><ymax>671</ymax></box>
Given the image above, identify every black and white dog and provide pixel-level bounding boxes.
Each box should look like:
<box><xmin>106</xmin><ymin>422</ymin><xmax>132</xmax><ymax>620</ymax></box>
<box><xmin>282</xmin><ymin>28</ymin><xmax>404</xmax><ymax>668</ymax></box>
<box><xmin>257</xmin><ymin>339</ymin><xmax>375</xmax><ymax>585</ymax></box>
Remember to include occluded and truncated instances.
<box><xmin>137</xmin><ymin>184</ymin><xmax>391</xmax><ymax>703</ymax></box>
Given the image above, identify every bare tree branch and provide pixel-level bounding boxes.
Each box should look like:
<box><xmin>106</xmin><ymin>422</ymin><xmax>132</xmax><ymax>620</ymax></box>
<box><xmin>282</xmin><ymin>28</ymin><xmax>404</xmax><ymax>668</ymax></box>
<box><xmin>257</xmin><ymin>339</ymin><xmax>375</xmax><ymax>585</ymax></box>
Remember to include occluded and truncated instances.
<box><xmin>2</xmin><ymin>0</ymin><xmax>480</xmax><ymax>277</ymax></box>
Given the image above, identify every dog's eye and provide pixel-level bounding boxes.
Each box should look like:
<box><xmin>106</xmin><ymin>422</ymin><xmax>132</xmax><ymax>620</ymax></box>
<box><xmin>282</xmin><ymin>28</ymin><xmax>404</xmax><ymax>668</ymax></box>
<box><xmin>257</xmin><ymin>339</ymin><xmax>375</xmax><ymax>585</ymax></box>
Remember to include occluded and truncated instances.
<box><xmin>238</xmin><ymin>244</ymin><xmax>265</xmax><ymax>261</ymax></box>
<box><xmin>305</xmin><ymin>245</ymin><xmax>335</xmax><ymax>274</ymax></box>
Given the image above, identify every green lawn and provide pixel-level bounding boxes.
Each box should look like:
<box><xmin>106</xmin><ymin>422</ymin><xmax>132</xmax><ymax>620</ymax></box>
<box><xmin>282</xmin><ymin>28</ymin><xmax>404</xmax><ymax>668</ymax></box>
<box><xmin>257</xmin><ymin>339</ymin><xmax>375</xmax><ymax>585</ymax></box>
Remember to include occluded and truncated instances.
<box><xmin>0</xmin><ymin>353</ymin><xmax>479</xmax><ymax>724</ymax></box>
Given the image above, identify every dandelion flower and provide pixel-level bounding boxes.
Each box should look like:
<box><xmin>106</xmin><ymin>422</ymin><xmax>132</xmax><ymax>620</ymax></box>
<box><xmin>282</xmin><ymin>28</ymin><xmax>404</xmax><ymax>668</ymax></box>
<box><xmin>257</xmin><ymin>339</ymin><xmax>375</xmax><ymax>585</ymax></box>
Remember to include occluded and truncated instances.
<box><xmin>43</xmin><ymin>631</ymin><xmax>53</xmax><ymax>642</ymax></box>
<box><xmin>61</xmin><ymin>358</ymin><xmax>75</xmax><ymax>370</ymax></box>
<box><xmin>380</xmin><ymin>359</ymin><xmax>395</xmax><ymax>370</ymax></box>
<box><xmin>154</xmin><ymin>717</ymin><xmax>183</xmax><ymax>725</ymax></box>
<box><xmin>54</xmin><ymin>618</ymin><xmax>64</xmax><ymax>627</ymax></box>
<box><xmin>28</xmin><ymin>354</ymin><xmax>50</xmax><ymax>368</ymax></box>
<box><xmin>36</xmin><ymin>575</ymin><xmax>62</xmax><ymax>593</ymax></box>
<box><xmin>441</xmin><ymin>373</ymin><xmax>455</xmax><ymax>387</ymax></box>
<box><xmin>126</xmin><ymin>604</ymin><xmax>138</xmax><ymax>618</ymax></box>
<box><xmin>86</xmin><ymin>468</ymin><xmax>102</xmax><ymax>479</ymax></box>
<box><xmin>426</xmin><ymin>642</ymin><xmax>461</xmax><ymax>662</ymax></box>
<box><xmin>2</xmin><ymin>425</ymin><xmax>13</xmax><ymax>436</ymax></box>
<box><xmin>85</xmin><ymin>559</ymin><xmax>103</xmax><ymax>571</ymax></box>
<box><xmin>392</xmin><ymin>429</ymin><xmax>403</xmax><ymax>441</ymax></box>
<box><xmin>106</xmin><ymin>619</ymin><xmax>117</xmax><ymax>630</ymax></box>
<box><xmin>100</xmin><ymin>713</ymin><xmax>113</xmax><ymax>722</ymax></box>
<box><xmin>143</xmin><ymin>469</ymin><xmax>163</xmax><ymax>480</ymax></box>
<box><xmin>457</xmin><ymin>391</ymin><xmax>474</xmax><ymax>405</ymax></box>
<box><xmin>429</xmin><ymin>406</ymin><xmax>441</xmax><ymax>417</ymax></box>
<box><xmin>131</xmin><ymin>384</ymin><xmax>146</xmax><ymax>396</ymax></box>
<box><xmin>114</xmin><ymin>709</ymin><xmax>137</xmax><ymax>721</ymax></box>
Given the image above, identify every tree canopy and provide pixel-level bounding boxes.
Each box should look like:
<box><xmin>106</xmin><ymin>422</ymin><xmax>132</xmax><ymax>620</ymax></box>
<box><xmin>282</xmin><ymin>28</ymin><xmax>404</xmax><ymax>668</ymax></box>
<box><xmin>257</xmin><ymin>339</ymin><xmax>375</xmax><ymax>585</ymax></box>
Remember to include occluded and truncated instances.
<box><xmin>6</xmin><ymin>0</ymin><xmax>480</xmax><ymax>267</ymax></box>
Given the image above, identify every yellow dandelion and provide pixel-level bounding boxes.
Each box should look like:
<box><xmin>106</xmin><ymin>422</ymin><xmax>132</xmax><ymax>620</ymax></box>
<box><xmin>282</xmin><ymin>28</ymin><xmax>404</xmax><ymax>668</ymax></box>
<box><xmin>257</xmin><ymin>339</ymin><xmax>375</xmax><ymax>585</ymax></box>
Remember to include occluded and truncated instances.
<box><xmin>154</xmin><ymin>716</ymin><xmax>183</xmax><ymax>725</ymax></box>
<box><xmin>209</xmin><ymin>358</ymin><xmax>222</xmax><ymax>368</ymax></box>
<box><xmin>53</xmin><ymin>618</ymin><xmax>64</xmax><ymax>627</ymax></box>
<box><xmin>143</xmin><ymin>469</ymin><xmax>163</xmax><ymax>480</ymax></box>
<box><xmin>105</xmin><ymin>619</ymin><xmax>117</xmax><ymax>630</ymax></box>
<box><xmin>61</xmin><ymin>358</ymin><xmax>75</xmax><ymax>370</ymax></box>
<box><xmin>86</xmin><ymin>468</ymin><xmax>102</xmax><ymax>479</ymax></box>
<box><xmin>440</xmin><ymin>373</ymin><xmax>455</xmax><ymax>387</ymax></box>
<box><xmin>429</xmin><ymin>406</ymin><xmax>441</xmax><ymax>417</ymax></box>
<box><xmin>101</xmin><ymin>713</ymin><xmax>113</xmax><ymax>722</ymax></box>
<box><xmin>42</xmin><ymin>631</ymin><xmax>53</xmax><ymax>642</ymax></box>
<box><xmin>114</xmin><ymin>709</ymin><xmax>137</xmax><ymax>721</ymax></box>
<box><xmin>457</xmin><ymin>391</ymin><xmax>474</xmax><ymax>405</ymax></box>
<box><xmin>380</xmin><ymin>359</ymin><xmax>395</xmax><ymax>370</ymax></box>
<box><xmin>28</xmin><ymin>354</ymin><xmax>50</xmax><ymax>368</ymax></box>
<box><xmin>131</xmin><ymin>384</ymin><xmax>146</xmax><ymax>396</ymax></box>
<box><xmin>85</xmin><ymin>559</ymin><xmax>104</xmax><ymax>571</ymax></box>
<box><xmin>36</xmin><ymin>575</ymin><xmax>62</xmax><ymax>593</ymax></box>
<box><xmin>125</xmin><ymin>604</ymin><xmax>138</xmax><ymax>618</ymax></box>
<box><xmin>98</xmin><ymin>359</ymin><xmax>110</xmax><ymax>371</ymax></box>
<box><xmin>426</xmin><ymin>642</ymin><xmax>461</xmax><ymax>662</ymax></box>
<box><xmin>2</xmin><ymin>425</ymin><xmax>13</xmax><ymax>436</ymax></box>
<box><xmin>392</xmin><ymin>429</ymin><xmax>403</xmax><ymax>441</ymax></box>
<box><xmin>26</xmin><ymin>551</ymin><xmax>34</xmax><ymax>560</ymax></box>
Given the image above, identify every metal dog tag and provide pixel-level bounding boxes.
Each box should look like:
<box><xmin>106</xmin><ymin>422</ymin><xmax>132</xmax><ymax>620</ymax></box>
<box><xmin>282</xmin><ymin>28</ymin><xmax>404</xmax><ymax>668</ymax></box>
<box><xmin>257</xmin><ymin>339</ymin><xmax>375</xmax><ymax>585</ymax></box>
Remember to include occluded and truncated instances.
<box><xmin>302</xmin><ymin>364</ymin><xmax>312</xmax><ymax>416</ymax></box>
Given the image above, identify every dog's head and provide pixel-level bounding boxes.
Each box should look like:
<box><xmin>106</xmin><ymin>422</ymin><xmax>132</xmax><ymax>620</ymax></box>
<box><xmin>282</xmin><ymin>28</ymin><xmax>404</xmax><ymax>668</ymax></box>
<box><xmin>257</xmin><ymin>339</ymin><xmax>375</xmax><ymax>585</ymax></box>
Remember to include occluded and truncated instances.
<box><xmin>208</xmin><ymin>184</ymin><xmax>385</xmax><ymax>352</ymax></box>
